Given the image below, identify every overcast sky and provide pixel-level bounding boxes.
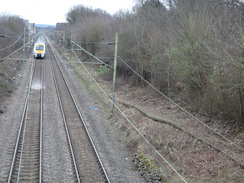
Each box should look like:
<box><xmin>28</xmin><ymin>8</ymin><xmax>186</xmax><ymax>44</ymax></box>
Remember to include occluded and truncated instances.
<box><xmin>0</xmin><ymin>0</ymin><xmax>135</xmax><ymax>25</ymax></box>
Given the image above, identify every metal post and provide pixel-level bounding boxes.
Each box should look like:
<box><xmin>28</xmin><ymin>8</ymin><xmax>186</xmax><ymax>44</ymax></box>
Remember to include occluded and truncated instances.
<box><xmin>22</xmin><ymin>27</ymin><xmax>26</xmax><ymax>58</ymax></box>
<box><xmin>63</xmin><ymin>31</ymin><xmax>65</xmax><ymax>47</ymax></box>
<box><xmin>70</xmin><ymin>31</ymin><xmax>73</xmax><ymax>61</ymax></box>
<box><xmin>112</xmin><ymin>33</ymin><xmax>118</xmax><ymax>111</ymax></box>
<box><xmin>22</xmin><ymin>27</ymin><xmax>26</xmax><ymax>60</ymax></box>
<box><xmin>28</xmin><ymin>28</ymin><xmax>30</xmax><ymax>51</ymax></box>
<box><xmin>23</xmin><ymin>27</ymin><xmax>26</xmax><ymax>52</ymax></box>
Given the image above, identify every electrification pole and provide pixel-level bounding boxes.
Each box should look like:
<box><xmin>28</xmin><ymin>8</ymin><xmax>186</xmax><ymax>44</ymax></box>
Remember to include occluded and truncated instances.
<box><xmin>112</xmin><ymin>33</ymin><xmax>118</xmax><ymax>111</ymax></box>
<box><xmin>70</xmin><ymin>31</ymin><xmax>73</xmax><ymax>62</ymax></box>
<box><xmin>23</xmin><ymin>27</ymin><xmax>26</xmax><ymax>52</ymax></box>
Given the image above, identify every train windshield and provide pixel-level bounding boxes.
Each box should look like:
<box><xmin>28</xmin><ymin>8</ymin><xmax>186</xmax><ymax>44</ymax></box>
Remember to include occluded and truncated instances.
<box><xmin>36</xmin><ymin>44</ymin><xmax>44</xmax><ymax>51</ymax></box>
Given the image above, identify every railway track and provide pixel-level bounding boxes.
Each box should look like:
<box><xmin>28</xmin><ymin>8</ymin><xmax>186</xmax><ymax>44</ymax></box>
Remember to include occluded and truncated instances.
<box><xmin>5</xmin><ymin>38</ymin><xmax>110</xmax><ymax>182</ymax></box>
<box><xmin>47</xmin><ymin>38</ymin><xmax>110</xmax><ymax>182</ymax></box>
<box><xmin>7</xmin><ymin>56</ymin><xmax>43</xmax><ymax>182</ymax></box>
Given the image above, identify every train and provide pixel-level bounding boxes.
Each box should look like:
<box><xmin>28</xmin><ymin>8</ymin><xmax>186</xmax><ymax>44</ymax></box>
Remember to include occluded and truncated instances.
<box><xmin>33</xmin><ymin>36</ymin><xmax>46</xmax><ymax>59</ymax></box>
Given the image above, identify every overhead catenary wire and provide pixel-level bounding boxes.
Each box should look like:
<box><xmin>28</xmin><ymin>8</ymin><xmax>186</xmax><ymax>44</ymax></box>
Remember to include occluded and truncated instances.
<box><xmin>48</xmin><ymin>38</ymin><xmax>110</xmax><ymax>182</ymax></box>
<box><xmin>68</xmin><ymin>33</ymin><xmax>243</xmax><ymax>152</ymax></box>
<box><xmin>67</xmin><ymin>34</ymin><xmax>243</xmax><ymax>174</ymax></box>
<box><xmin>71</xmin><ymin>46</ymin><xmax>188</xmax><ymax>183</ymax></box>
<box><xmin>57</xmin><ymin>37</ymin><xmax>69</xmax><ymax>51</ymax></box>
<box><xmin>57</xmin><ymin>35</ymin><xmax>243</xmax><ymax>179</ymax></box>
<box><xmin>60</xmin><ymin>33</ymin><xmax>244</xmax><ymax>160</ymax></box>
<box><xmin>55</xmin><ymin>31</ymin><xmax>69</xmax><ymax>51</ymax></box>
<box><xmin>71</xmin><ymin>41</ymin><xmax>113</xmax><ymax>69</ymax></box>
<box><xmin>1</xmin><ymin>39</ymin><xmax>31</xmax><ymax>60</ymax></box>
<box><xmin>117</xmin><ymin>56</ymin><xmax>244</xmax><ymax>152</ymax></box>
<box><xmin>1</xmin><ymin>32</ymin><xmax>42</xmax><ymax>61</ymax></box>
<box><xmin>0</xmin><ymin>32</ymin><xmax>24</xmax><ymax>51</ymax></box>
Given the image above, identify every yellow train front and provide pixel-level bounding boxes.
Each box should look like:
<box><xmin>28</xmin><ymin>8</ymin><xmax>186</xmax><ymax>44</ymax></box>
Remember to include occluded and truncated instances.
<box><xmin>33</xmin><ymin>42</ymin><xmax>46</xmax><ymax>59</ymax></box>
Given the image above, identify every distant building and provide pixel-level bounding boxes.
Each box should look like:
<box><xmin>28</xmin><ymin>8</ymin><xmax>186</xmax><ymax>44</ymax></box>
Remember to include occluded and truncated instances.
<box><xmin>56</xmin><ymin>23</ymin><xmax>69</xmax><ymax>31</ymax></box>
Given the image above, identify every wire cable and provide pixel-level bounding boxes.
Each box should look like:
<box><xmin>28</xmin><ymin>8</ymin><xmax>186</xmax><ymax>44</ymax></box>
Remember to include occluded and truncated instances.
<box><xmin>1</xmin><ymin>39</ymin><xmax>31</xmax><ymax>60</ymax></box>
<box><xmin>118</xmin><ymin>56</ymin><xmax>244</xmax><ymax>152</ymax></box>
<box><xmin>71</xmin><ymin>49</ymin><xmax>188</xmax><ymax>183</ymax></box>
<box><xmin>55</xmin><ymin>32</ymin><xmax>69</xmax><ymax>51</ymax></box>
<box><xmin>71</xmin><ymin>41</ymin><xmax>112</xmax><ymax>69</ymax></box>
<box><xmin>1</xmin><ymin>32</ymin><xmax>42</xmax><ymax>61</ymax></box>
<box><xmin>0</xmin><ymin>32</ymin><xmax>24</xmax><ymax>50</ymax></box>
<box><xmin>61</xmin><ymin>39</ymin><xmax>243</xmax><ymax>180</ymax></box>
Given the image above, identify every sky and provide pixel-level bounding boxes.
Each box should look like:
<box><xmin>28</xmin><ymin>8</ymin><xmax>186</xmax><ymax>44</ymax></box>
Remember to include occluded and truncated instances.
<box><xmin>0</xmin><ymin>0</ymin><xmax>135</xmax><ymax>25</ymax></box>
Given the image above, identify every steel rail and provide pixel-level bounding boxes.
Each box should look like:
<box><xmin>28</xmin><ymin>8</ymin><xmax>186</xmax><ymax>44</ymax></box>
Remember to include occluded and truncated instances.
<box><xmin>47</xmin><ymin>45</ymin><xmax>81</xmax><ymax>183</ymax></box>
<box><xmin>39</xmin><ymin>58</ymin><xmax>44</xmax><ymax>183</ymax></box>
<box><xmin>48</xmin><ymin>38</ymin><xmax>111</xmax><ymax>182</ymax></box>
<box><xmin>7</xmin><ymin>57</ymin><xmax>35</xmax><ymax>183</ymax></box>
<box><xmin>7</xmin><ymin>56</ymin><xmax>44</xmax><ymax>182</ymax></box>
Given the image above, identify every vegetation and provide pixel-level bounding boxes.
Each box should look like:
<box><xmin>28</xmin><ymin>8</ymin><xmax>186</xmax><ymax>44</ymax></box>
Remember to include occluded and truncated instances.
<box><xmin>95</xmin><ymin>65</ymin><xmax>110</xmax><ymax>75</ymax></box>
<box><xmin>133</xmin><ymin>151</ymin><xmax>167</xmax><ymax>182</ymax></box>
<box><xmin>0</xmin><ymin>13</ymin><xmax>26</xmax><ymax>58</ymax></box>
<box><xmin>60</xmin><ymin>0</ymin><xmax>244</xmax><ymax>127</ymax></box>
<box><xmin>0</xmin><ymin>14</ymin><xmax>26</xmax><ymax>103</ymax></box>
